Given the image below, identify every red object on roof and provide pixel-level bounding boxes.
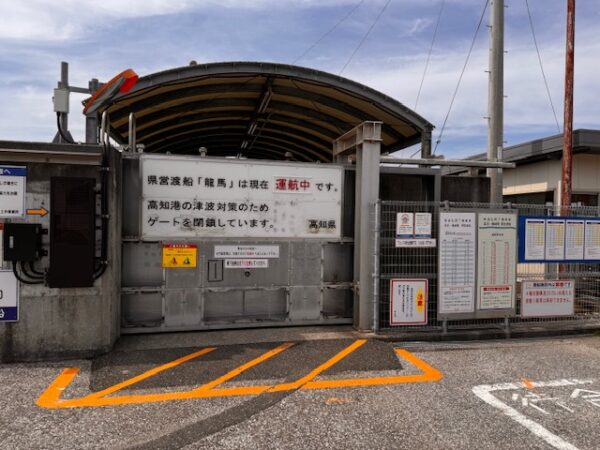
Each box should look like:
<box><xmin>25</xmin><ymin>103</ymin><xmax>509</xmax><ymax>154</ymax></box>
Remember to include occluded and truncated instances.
<box><xmin>83</xmin><ymin>69</ymin><xmax>138</xmax><ymax>115</ymax></box>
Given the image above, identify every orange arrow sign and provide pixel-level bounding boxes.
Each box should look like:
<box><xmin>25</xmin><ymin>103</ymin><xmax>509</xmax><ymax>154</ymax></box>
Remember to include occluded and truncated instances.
<box><xmin>26</xmin><ymin>207</ymin><xmax>48</xmax><ymax>217</ymax></box>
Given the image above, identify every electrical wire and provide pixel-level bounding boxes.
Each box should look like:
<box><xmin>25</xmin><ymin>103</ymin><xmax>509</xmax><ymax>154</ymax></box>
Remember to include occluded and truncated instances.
<box><xmin>12</xmin><ymin>261</ymin><xmax>43</xmax><ymax>285</ymax></box>
<box><xmin>339</xmin><ymin>0</ymin><xmax>392</xmax><ymax>75</ymax></box>
<box><xmin>524</xmin><ymin>0</ymin><xmax>561</xmax><ymax>133</ymax></box>
<box><xmin>415</xmin><ymin>0</ymin><xmax>446</xmax><ymax>111</ymax></box>
<box><xmin>433</xmin><ymin>0</ymin><xmax>489</xmax><ymax>155</ymax></box>
<box><xmin>29</xmin><ymin>261</ymin><xmax>44</xmax><ymax>276</ymax></box>
<box><xmin>292</xmin><ymin>0</ymin><xmax>366</xmax><ymax>65</ymax></box>
<box><xmin>20</xmin><ymin>261</ymin><xmax>43</xmax><ymax>280</ymax></box>
<box><xmin>56</xmin><ymin>112</ymin><xmax>75</xmax><ymax>144</ymax></box>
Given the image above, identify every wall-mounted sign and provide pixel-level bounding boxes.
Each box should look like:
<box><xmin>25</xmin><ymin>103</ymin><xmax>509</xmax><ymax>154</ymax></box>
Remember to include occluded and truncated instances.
<box><xmin>519</xmin><ymin>216</ymin><xmax>600</xmax><ymax>263</ymax></box>
<box><xmin>395</xmin><ymin>212</ymin><xmax>435</xmax><ymax>248</ymax></box>
<box><xmin>390</xmin><ymin>278</ymin><xmax>428</xmax><ymax>325</ymax></box>
<box><xmin>0</xmin><ymin>270</ymin><xmax>18</xmax><ymax>322</ymax></box>
<box><xmin>162</xmin><ymin>244</ymin><xmax>197</xmax><ymax>268</ymax></box>
<box><xmin>438</xmin><ymin>212</ymin><xmax>476</xmax><ymax>314</ymax></box>
<box><xmin>477</xmin><ymin>213</ymin><xmax>517</xmax><ymax>310</ymax></box>
<box><xmin>224</xmin><ymin>259</ymin><xmax>269</xmax><ymax>269</ymax></box>
<box><xmin>141</xmin><ymin>155</ymin><xmax>342</xmax><ymax>239</ymax></box>
<box><xmin>0</xmin><ymin>166</ymin><xmax>26</xmax><ymax>218</ymax></box>
<box><xmin>521</xmin><ymin>280</ymin><xmax>575</xmax><ymax>317</ymax></box>
<box><xmin>214</xmin><ymin>245</ymin><xmax>279</xmax><ymax>259</ymax></box>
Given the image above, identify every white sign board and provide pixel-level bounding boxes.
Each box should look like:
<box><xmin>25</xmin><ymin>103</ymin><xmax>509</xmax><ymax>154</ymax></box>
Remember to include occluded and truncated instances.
<box><xmin>0</xmin><ymin>270</ymin><xmax>18</xmax><ymax>322</ymax></box>
<box><xmin>521</xmin><ymin>280</ymin><xmax>575</xmax><ymax>317</ymax></box>
<box><xmin>477</xmin><ymin>213</ymin><xmax>517</xmax><ymax>310</ymax></box>
<box><xmin>225</xmin><ymin>259</ymin><xmax>269</xmax><ymax>269</ymax></box>
<box><xmin>396</xmin><ymin>212</ymin><xmax>414</xmax><ymax>237</ymax></box>
<box><xmin>141</xmin><ymin>155</ymin><xmax>343</xmax><ymax>239</ymax></box>
<box><xmin>214</xmin><ymin>245</ymin><xmax>279</xmax><ymax>258</ymax></box>
<box><xmin>0</xmin><ymin>166</ymin><xmax>26</xmax><ymax>218</ymax></box>
<box><xmin>390</xmin><ymin>279</ymin><xmax>428</xmax><ymax>325</ymax></box>
<box><xmin>439</xmin><ymin>212</ymin><xmax>476</xmax><ymax>314</ymax></box>
<box><xmin>565</xmin><ymin>219</ymin><xmax>585</xmax><ymax>260</ymax></box>
<box><xmin>395</xmin><ymin>238</ymin><xmax>436</xmax><ymax>248</ymax></box>
<box><xmin>545</xmin><ymin>219</ymin><xmax>565</xmax><ymax>260</ymax></box>
<box><xmin>414</xmin><ymin>213</ymin><xmax>432</xmax><ymax>237</ymax></box>
<box><xmin>584</xmin><ymin>220</ymin><xmax>600</xmax><ymax>260</ymax></box>
<box><xmin>524</xmin><ymin>218</ymin><xmax>545</xmax><ymax>260</ymax></box>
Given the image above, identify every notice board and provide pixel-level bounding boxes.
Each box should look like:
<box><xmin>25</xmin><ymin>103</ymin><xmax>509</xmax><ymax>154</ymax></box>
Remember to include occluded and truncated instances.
<box><xmin>438</xmin><ymin>210</ymin><xmax>518</xmax><ymax>320</ymax></box>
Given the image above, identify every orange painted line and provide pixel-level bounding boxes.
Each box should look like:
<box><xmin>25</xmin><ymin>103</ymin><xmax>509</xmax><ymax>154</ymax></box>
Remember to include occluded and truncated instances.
<box><xmin>303</xmin><ymin>348</ymin><xmax>443</xmax><ymax>390</ymax></box>
<box><xmin>269</xmin><ymin>339</ymin><xmax>367</xmax><ymax>392</ymax></box>
<box><xmin>194</xmin><ymin>342</ymin><xmax>294</xmax><ymax>391</ymax></box>
<box><xmin>522</xmin><ymin>378</ymin><xmax>535</xmax><ymax>389</ymax></box>
<box><xmin>36</xmin><ymin>342</ymin><xmax>443</xmax><ymax>409</ymax></box>
<box><xmin>85</xmin><ymin>347</ymin><xmax>217</xmax><ymax>400</ymax></box>
<box><xmin>36</xmin><ymin>368</ymin><xmax>80</xmax><ymax>408</ymax></box>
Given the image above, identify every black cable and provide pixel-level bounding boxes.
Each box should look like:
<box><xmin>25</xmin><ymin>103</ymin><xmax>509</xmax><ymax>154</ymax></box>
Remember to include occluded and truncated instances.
<box><xmin>12</xmin><ymin>261</ymin><xmax>43</xmax><ymax>285</ymax></box>
<box><xmin>524</xmin><ymin>0</ymin><xmax>561</xmax><ymax>133</ymax></box>
<box><xmin>339</xmin><ymin>0</ymin><xmax>392</xmax><ymax>75</ymax></box>
<box><xmin>20</xmin><ymin>261</ymin><xmax>44</xmax><ymax>280</ymax></box>
<box><xmin>56</xmin><ymin>112</ymin><xmax>75</xmax><ymax>144</ymax></box>
<box><xmin>433</xmin><ymin>0</ymin><xmax>490</xmax><ymax>155</ymax></box>
<box><xmin>29</xmin><ymin>261</ymin><xmax>44</xmax><ymax>276</ymax></box>
<box><xmin>292</xmin><ymin>0</ymin><xmax>366</xmax><ymax>65</ymax></box>
<box><xmin>415</xmin><ymin>0</ymin><xmax>446</xmax><ymax>111</ymax></box>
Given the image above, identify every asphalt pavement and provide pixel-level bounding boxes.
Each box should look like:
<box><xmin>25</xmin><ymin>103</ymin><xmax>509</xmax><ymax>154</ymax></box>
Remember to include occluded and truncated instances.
<box><xmin>1</xmin><ymin>327</ymin><xmax>599</xmax><ymax>449</ymax></box>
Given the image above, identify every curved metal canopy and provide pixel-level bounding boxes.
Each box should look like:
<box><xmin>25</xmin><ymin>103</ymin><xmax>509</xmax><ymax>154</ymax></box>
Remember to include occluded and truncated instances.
<box><xmin>103</xmin><ymin>62</ymin><xmax>433</xmax><ymax>162</ymax></box>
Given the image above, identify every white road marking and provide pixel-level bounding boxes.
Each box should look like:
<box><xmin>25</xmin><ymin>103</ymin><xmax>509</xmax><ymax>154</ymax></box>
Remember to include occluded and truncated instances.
<box><xmin>473</xmin><ymin>378</ymin><xmax>596</xmax><ymax>450</ymax></box>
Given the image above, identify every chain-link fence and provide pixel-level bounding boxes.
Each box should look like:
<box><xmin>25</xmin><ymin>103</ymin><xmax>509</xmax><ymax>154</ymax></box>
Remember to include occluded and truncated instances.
<box><xmin>376</xmin><ymin>201</ymin><xmax>600</xmax><ymax>334</ymax></box>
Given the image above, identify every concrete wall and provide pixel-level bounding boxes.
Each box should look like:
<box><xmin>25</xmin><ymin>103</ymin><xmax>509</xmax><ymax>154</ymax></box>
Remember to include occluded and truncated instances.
<box><xmin>0</xmin><ymin>155</ymin><xmax>121</xmax><ymax>361</ymax></box>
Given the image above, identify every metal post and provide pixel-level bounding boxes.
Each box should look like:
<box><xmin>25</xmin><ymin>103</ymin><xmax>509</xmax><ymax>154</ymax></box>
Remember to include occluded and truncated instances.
<box><xmin>421</xmin><ymin>128</ymin><xmax>432</xmax><ymax>159</ymax></box>
<box><xmin>373</xmin><ymin>199</ymin><xmax>381</xmax><ymax>332</ymax></box>
<box><xmin>85</xmin><ymin>78</ymin><xmax>100</xmax><ymax>144</ymax></box>
<box><xmin>561</xmin><ymin>0</ymin><xmax>575</xmax><ymax>215</ymax></box>
<box><xmin>486</xmin><ymin>0</ymin><xmax>504</xmax><ymax>205</ymax></box>
<box><xmin>333</xmin><ymin>122</ymin><xmax>382</xmax><ymax>331</ymax></box>
<box><xmin>59</xmin><ymin>62</ymin><xmax>69</xmax><ymax>140</ymax></box>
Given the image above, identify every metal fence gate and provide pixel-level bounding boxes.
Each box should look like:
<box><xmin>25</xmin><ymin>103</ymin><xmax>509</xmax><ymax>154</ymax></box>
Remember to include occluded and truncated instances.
<box><xmin>375</xmin><ymin>201</ymin><xmax>600</xmax><ymax>334</ymax></box>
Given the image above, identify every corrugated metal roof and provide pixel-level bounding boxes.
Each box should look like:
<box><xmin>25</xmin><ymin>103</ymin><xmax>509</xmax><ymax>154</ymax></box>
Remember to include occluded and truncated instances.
<box><xmin>103</xmin><ymin>62</ymin><xmax>433</xmax><ymax>162</ymax></box>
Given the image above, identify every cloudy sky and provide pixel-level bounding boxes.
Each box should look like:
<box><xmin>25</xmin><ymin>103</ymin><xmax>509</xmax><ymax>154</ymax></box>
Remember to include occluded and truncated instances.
<box><xmin>0</xmin><ymin>0</ymin><xmax>598</xmax><ymax>158</ymax></box>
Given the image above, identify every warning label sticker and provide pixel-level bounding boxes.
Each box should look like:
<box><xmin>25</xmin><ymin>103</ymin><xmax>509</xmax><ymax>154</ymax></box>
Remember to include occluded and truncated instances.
<box><xmin>162</xmin><ymin>244</ymin><xmax>197</xmax><ymax>268</ymax></box>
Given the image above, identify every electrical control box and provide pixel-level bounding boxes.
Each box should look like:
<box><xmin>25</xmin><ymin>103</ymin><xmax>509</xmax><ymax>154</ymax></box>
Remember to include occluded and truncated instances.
<box><xmin>53</xmin><ymin>88</ymin><xmax>69</xmax><ymax>113</ymax></box>
<box><xmin>48</xmin><ymin>177</ymin><xmax>96</xmax><ymax>288</ymax></box>
<box><xmin>2</xmin><ymin>223</ymin><xmax>43</xmax><ymax>262</ymax></box>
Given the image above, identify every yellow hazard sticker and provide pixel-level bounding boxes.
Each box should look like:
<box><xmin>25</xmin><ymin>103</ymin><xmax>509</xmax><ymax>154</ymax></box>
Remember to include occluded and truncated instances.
<box><xmin>162</xmin><ymin>244</ymin><xmax>197</xmax><ymax>268</ymax></box>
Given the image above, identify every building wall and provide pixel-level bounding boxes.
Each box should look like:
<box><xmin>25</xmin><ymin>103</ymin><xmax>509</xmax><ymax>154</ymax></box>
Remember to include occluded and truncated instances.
<box><xmin>502</xmin><ymin>154</ymin><xmax>600</xmax><ymax>204</ymax></box>
<box><xmin>0</xmin><ymin>156</ymin><xmax>121</xmax><ymax>361</ymax></box>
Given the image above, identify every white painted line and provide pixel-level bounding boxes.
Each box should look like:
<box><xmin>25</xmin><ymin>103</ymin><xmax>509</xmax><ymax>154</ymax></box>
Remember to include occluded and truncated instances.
<box><xmin>472</xmin><ymin>378</ymin><xmax>596</xmax><ymax>450</ymax></box>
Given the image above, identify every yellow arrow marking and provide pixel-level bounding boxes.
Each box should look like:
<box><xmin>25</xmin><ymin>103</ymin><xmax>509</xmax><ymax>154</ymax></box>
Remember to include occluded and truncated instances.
<box><xmin>36</xmin><ymin>340</ymin><xmax>442</xmax><ymax>409</ymax></box>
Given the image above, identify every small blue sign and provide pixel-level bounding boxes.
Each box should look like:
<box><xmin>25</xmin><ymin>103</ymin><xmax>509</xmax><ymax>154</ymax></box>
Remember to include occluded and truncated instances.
<box><xmin>0</xmin><ymin>166</ymin><xmax>27</xmax><ymax>177</ymax></box>
<box><xmin>0</xmin><ymin>307</ymin><xmax>18</xmax><ymax>321</ymax></box>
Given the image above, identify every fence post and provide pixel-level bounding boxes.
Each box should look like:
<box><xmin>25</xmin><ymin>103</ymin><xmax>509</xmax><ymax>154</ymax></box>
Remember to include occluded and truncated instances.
<box><xmin>373</xmin><ymin>200</ymin><xmax>381</xmax><ymax>332</ymax></box>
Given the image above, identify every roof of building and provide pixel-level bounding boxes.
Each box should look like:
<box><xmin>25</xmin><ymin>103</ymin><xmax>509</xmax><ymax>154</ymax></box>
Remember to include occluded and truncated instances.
<box><xmin>101</xmin><ymin>61</ymin><xmax>433</xmax><ymax>162</ymax></box>
<box><xmin>448</xmin><ymin>129</ymin><xmax>600</xmax><ymax>174</ymax></box>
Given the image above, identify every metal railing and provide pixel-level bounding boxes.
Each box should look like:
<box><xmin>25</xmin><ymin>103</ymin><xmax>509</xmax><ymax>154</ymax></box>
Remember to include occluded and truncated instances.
<box><xmin>375</xmin><ymin>201</ymin><xmax>600</xmax><ymax>334</ymax></box>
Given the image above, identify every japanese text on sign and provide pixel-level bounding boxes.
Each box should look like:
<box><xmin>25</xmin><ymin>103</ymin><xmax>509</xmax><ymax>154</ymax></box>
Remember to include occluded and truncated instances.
<box><xmin>521</xmin><ymin>280</ymin><xmax>575</xmax><ymax>317</ymax></box>
<box><xmin>477</xmin><ymin>213</ymin><xmax>517</xmax><ymax>310</ymax></box>
<box><xmin>390</xmin><ymin>279</ymin><xmax>428</xmax><ymax>325</ymax></box>
<box><xmin>0</xmin><ymin>270</ymin><xmax>19</xmax><ymax>322</ymax></box>
<box><xmin>438</xmin><ymin>212</ymin><xmax>476</xmax><ymax>314</ymax></box>
<box><xmin>141</xmin><ymin>155</ymin><xmax>342</xmax><ymax>239</ymax></box>
<box><xmin>0</xmin><ymin>166</ymin><xmax>26</xmax><ymax>218</ymax></box>
<box><xmin>162</xmin><ymin>244</ymin><xmax>197</xmax><ymax>268</ymax></box>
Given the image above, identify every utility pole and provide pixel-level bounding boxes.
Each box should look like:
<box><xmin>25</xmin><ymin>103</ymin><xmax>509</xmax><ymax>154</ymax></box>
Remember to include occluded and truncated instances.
<box><xmin>561</xmin><ymin>0</ymin><xmax>575</xmax><ymax>214</ymax></box>
<box><xmin>487</xmin><ymin>0</ymin><xmax>504</xmax><ymax>204</ymax></box>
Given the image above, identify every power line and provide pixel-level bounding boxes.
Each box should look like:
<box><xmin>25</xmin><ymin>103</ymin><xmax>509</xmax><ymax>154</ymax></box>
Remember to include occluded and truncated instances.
<box><xmin>433</xmin><ymin>0</ymin><xmax>490</xmax><ymax>155</ymax></box>
<box><xmin>292</xmin><ymin>0</ymin><xmax>366</xmax><ymax>65</ymax></box>
<box><xmin>414</xmin><ymin>0</ymin><xmax>446</xmax><ymax>111</ymax></box>
<box><xmin>339</xmin><ymin>0</ymin><xmax>392</xmax><ymax>76</ymax></box>
<box><xmin>524</xmin><ymin>0</ymin><xmax>561</xmax><ymax>133</ymax></box>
